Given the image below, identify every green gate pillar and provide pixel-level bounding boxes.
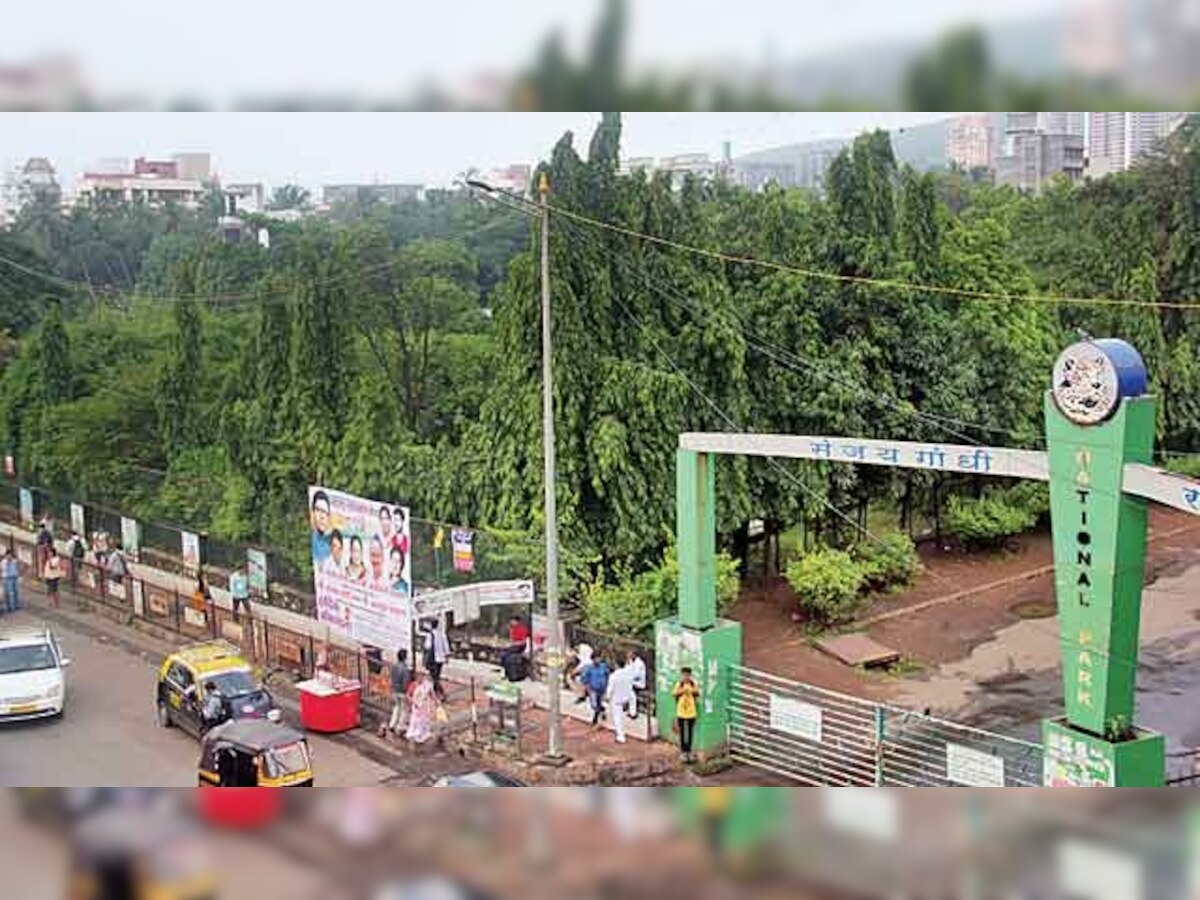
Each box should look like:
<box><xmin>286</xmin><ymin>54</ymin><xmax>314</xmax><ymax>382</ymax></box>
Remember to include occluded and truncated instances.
<box><xmin>670</xmin><ymin>788</ymin><xmax>787</xmax><ymax>855</ymax></box>
<box><xmin>1042</xmin><ymin>339</ymin><xmax>1164</xmax><ymax>786</ymax></box>
<box><xmin>656</xmin><ymin>449</ymin><xmax>743</xmax><ymax>757</ymax></box>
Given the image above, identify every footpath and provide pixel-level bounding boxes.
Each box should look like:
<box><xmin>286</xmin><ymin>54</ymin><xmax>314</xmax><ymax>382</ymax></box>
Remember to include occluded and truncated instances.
<box><xmin>14</xmin><ymin>572</ymin><xmax>687</xmax><ymax>786</ymax></box>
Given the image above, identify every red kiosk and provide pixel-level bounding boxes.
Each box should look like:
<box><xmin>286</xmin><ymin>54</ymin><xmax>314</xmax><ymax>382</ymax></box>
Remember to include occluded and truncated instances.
<box><xmin>296</xmin><ymin>674</ymin><xmax>362</xmax><ymax>733</ymax></box>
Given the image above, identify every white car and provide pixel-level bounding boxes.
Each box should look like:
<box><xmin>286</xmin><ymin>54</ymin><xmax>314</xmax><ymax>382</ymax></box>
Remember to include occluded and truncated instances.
<box><xmin>0</xmin><ymin>628</ymin><xmax>70</xmax><ymax>721</ymax></box>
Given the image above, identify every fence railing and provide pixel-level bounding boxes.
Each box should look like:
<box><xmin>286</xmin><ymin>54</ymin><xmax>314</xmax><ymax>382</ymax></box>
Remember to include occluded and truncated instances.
<box><xmin>727</xmin><ymin>662</ymin><xmax>1044</xmax><ymax>787</ymax></box>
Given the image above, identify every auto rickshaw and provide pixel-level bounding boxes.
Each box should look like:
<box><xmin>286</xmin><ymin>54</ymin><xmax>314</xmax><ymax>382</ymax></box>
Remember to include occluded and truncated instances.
<box><xmin>66</xmin><ymin>806</ymin><xmax>216</xmax><ymax>900</ymax></box>
<box><xmin>197</xmin><ymin>718</ymin><xmax>314</xmax><ymax>787</ymax></box>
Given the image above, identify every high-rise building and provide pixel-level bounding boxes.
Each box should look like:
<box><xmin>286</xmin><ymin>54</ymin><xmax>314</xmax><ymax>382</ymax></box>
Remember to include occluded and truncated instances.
<box><xmin>946</xmin><ymin>114</ymin><xmax>994</xmax><ymax>171</ymax></box>
<box><xmin>0</xmin><ymin>157</ymin><xmax>61</xmax><ymax>225</ymax></box>
<box><xmin>996</xmin><ymin>113</ymin><xmax>1085</xmax><ymax>193</ymax></box>
<box><xmin>1086</xmin><ymin>111</ymin><xmax>1187</xmax><ymax>175</ymax></box>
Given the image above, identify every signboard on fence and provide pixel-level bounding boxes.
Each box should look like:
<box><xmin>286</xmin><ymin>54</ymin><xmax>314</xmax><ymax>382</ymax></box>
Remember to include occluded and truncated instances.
<box><xmin>309</xmin><ymin>486</ymin><xmax>412</xmax><ymax>655</ymax></box>
<box><xmin>769</xmin><ymin>694</ymin><xmax>823</xmax><ymax>743</ymax></box>
<box><xmin>18</xmin><ymin>489</ymin><xmax>33</xmax><ymax>527</ymax></box>
<box><xmin>410</xmin><ymin>579</ymin><xmax>534</xmax><ymax>623</ymax></box>
<box><xmin>131</xmin><ymin>580</ymin><xmax>145</xmax><ymax>617</ymax></box>
<box><xmin>945</xmin><ymin>742</ymin><xmax>1006</xmax><ymax>787</ymax></box>
<box><xmin>120</xmin><ymin>517</ymin><xmax>141</xmax><ymax>562</ymax></box>
<box><xmin>247</xmin><ymin>548</ymin><xmax>268</xmax><ymax>596</ymax></box>
<box><xmin>181</xmin><ymin>531</ymin><xmax>200</xmax><ymax>575</ymax></box>
<box><xmin>183</xmin><ymin>606</ymin><xmax>207</xmax><ymax>629</ymax></box>
<box><xmin>70</xmin><ymin>503</ymin><xmax>85</xmax><ymax>537</ymax></box>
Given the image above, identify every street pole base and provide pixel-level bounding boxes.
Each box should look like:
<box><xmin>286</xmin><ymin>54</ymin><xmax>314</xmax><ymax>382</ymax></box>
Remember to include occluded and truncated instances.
<box><xmin>534</xmin><ymin>752</ymin><xmax>571</xmax><ymax>768</ymax></box>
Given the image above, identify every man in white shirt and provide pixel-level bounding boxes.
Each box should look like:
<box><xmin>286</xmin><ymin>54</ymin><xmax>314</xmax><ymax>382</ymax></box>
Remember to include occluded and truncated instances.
<box><xmin>625</xmin><ymin>650</ymin><xmax>647</xmax><ymax>719</ymax></box>
<box><xmin>606</xmin><ymin>663</ymin><xmax>637</xmax><ymax>744</ymax></box>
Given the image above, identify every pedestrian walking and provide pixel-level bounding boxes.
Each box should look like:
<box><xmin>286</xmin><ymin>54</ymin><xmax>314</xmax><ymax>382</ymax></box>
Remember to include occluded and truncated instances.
<box><xmin>626</xmin><ymin>649</ymin><xmax>647</xmax><ymax>719</ymax></box>
<box><xmin>107</xmin><ymin>546</ymin><xmax>128</xmax><ymax>585</ymax></box>
<box><xmin>43</xmin><ymin>548</ymin><xmax>65</xmax><ymax>608</ymax></box>
<box><xmin>191</xmin><ymin>576</ymin><xmax>212</xmax><ymax>612</ymax></box>
<box><xmin>2</xmin><ymin>549</ymin><xmax>19</xmax><ymax>613</ymax></box>
<box><xmin>381</xmin><ymin>649</ymin><xmax>411</xmax><ymax>739</ymax></box>
<box><xmin>228</xmin><ymin>566</ymin><xmax>251</xmax><ymax>622</ymax></box>
<box><xmin>606</xmin><ymin>660</ymin><xmax>636</xmax><ymax>744</ymax></box>
<box><xmin>35</xmin><ymin>518</ymin><xmax>53</xmax><ymax>574</ymax></box>
<box><xmin>404</xmin><ymin>669</ymin><xmax>438</xmax><ymax>746</ymax></box>
<box><xmin>584</xmin><ymin>655</ymin><xmax>611</xmax><ymax>728</ymax></box>
<box><xmin>67</xmin><ymin>531</ymin><xmax>87</xmax><ymax>568</ymax></box>
<box><xmin>570</xmin><ymin>642</ymin><xmax>594</xmax><ymax>704</ymax></box>
<box><xmin>422</xmin><ymin>618</ymin><xmax>450</xmax><ymax>701</ymax></box>
<box><xmin>672</xmin><ymin>666</ymin><xmax>701</xmax><ymax>763</ymax></box>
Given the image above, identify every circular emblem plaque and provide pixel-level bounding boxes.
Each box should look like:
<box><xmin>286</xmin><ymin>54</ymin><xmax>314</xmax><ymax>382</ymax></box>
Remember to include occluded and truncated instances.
<box><xmin>1051</xmin><ymin>339</ymin><xmax>1146</xmax><ymax>425</ymax></box>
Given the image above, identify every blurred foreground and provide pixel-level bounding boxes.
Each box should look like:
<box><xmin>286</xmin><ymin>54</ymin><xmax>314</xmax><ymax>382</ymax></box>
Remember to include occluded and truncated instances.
<box><xmin>3</xmin><ymin>0</ymin><xmax>1199</xmax><ymax>110</ymax></box>
<box><xmin>4</xmin><ymin>787</ymin><xmax>1200</xmax><ymax>899</ymax></box>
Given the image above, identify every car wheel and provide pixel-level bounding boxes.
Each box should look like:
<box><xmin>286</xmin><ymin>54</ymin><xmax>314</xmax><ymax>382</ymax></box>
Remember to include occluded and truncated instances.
<box><xmin>156</xmin><ymin>700</ymin><xmax>172</xmax><ymax>728</ymax></box>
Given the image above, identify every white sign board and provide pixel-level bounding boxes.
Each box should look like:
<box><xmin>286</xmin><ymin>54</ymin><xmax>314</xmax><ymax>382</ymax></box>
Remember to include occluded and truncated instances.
<box><xmin>679</xmin><ymin>433</ymin><xmax>1200</xmax><ymax>518</ymax></box>
<box><xmin>945</xmin><ymin>742</ymin><xmax>1006</xmax><ymax>787</ymax></box>
<box><xmin>820</xmin><ymin>788</ymin><xmax>899</xmax><ymax>843</ymax></box>
<box><xmin>410</xmin><ymin>580</ymin><xmax>534</xmax><ymax>622</ymax></box>
<box><xmin>1057</xmin><ymin>838</ymin><xmax>1143</xmax><ymax>900</ymax></box>
<box><xmin>769</xmin><ymin>694</ymin><xmax>823</xmax><ymax>743</ymax></box>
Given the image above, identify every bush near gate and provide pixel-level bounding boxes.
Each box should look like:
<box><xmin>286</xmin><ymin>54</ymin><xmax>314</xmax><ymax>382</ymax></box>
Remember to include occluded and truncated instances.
<box><xmin>785</xmin><ymin>549</ymin><xmax>866</xmax><ymax>624</ymax></box>
<box><xmin>850</xmin><ymin>532</ymin><xmax>920</xmax><ymax>593</ymax></box>
<box><xmin>943</xmin><ymin>490</ymin><xmax>1040</xmax><ymax>550</ymax></box>
<box><xmin>581</xmin><ymin>544</ymin><xmax>740</xmax><ymax>640</ymax></box>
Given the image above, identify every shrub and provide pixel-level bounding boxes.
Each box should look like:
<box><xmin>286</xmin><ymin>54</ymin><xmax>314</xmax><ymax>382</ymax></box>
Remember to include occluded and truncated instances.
<box><xmin>944</xmin><ymin>492</ymin><xmax>1039</xmax><ymax>549</ymax></box>
<box><xmin>784</xmin><ymin>549</ymin><xmax>866</xmax><ymax>624</ymax></box>
<box><xmin>1166</xmin><ymin>455</ymin><xmax>1200</xmax><ymax>479</ymax></box>
<box><xmin>851</xmin><ymin>532</ymin><xmax>920</xmax><ymax>592</ymax></box>
<box><xmin>581</xmin><ymin>544</ymin><xmax>741</xmax><ymax>640</ymax></box>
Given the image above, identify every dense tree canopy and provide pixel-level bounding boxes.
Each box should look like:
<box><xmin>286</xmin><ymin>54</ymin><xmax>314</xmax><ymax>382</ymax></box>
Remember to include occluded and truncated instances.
<box><xmin>0</xmin><ymin>113</ymin><xmax>1196</xmax><ymax>596</ymax></box>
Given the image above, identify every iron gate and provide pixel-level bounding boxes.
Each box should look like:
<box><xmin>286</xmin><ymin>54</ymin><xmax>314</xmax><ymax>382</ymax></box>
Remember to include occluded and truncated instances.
<box><xmin>727</xmin><ymin>663</ymin><xmax>1044</xmax><ymax>786</ymax></box>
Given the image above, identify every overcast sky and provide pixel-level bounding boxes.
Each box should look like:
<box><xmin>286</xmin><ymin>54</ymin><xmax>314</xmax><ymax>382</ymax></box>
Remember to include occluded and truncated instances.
<box><xmin>4</xmin><ymin>0</ymin><xmax>1057</xmax><ymax>101</ymax></box>
<box><xmin>0</xmin><ymin>112</ymin><xmax>951</xmax><ymax>193</ymax></box>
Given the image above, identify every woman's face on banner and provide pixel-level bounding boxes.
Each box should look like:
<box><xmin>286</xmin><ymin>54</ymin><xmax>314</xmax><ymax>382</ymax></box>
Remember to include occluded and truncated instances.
<box><xmin>350</xmin><ymin>537</ymin><xmax>363</xmax><ymax>566</ymax></box>
<box><xmin>379</xmin><ymin>507</ymin><xmax>392</xmax><ymax>539</ymax></box>
<box><xmin>331</xmin><ymin>534</ymin><xmax>344</xmax><ymax>563</ymax></box>
<box><xmin>389</xmin><ymin>548</ymin><xmax>403</xmax><ymax>579</ymax></box>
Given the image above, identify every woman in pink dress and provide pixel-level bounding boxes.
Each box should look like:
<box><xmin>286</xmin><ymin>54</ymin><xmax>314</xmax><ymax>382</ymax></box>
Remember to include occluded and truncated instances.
<box><xmin>404</xmin><ymin>670</ymin><xmax>438</xmax><ymax>745</ymax></box>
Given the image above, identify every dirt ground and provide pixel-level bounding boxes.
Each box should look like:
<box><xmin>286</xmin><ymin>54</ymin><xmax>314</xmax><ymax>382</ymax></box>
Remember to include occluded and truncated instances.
<box><xmin>731</xmin><ymin>508</ymin><xmax>1200</xmax><ymax>730</ymax></box>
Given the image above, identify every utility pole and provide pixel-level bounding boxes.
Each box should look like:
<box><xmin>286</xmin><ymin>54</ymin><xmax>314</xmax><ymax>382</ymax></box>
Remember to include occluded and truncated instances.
<box><xmin>539</xmin><ymin>172</ymin><xmax>566</xmax><ymax>762</ymax></box>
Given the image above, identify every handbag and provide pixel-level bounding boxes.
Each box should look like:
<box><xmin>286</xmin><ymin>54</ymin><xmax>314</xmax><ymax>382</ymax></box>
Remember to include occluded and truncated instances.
<box><xmin>435</xmin><ymin>704</ymin><xmax>449</xmax><ymax>725</ymax></box>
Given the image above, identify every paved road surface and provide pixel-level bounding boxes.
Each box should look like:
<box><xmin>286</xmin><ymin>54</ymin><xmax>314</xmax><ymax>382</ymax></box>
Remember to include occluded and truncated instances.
<box><xmin>0</xmin><ymin>610</ymin><xmax>395</xmax><ymax>786</ymax></box>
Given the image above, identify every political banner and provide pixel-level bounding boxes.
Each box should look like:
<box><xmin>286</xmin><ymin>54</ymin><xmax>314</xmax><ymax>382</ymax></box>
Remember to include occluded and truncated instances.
<box><xmin>309</xmin><ymin>486</ymin><xmax>412</xmax><ymax>653</ymax></box>
<box><xmin>70</xmin><ymin>503</ymin><xmax>85</xmax><ymax>538</ymax></box>
<box><xmin>181</xmin><ymin>531</ymin><xmax>201</xmax><ymax>574</ymax></box>
<box><xmin>451</xmin><ymin>528</ymin><xmax>475</xmax><ymax>573</ymax></box>
<box><xmin>120</xmin><ymin>516</ymin><xmax>141</xmax><ymax>562</ymax></box>
<box><xmin>247</xmin><ymin>548</ymin><xmax>268</xmax><ymax>597</ymax></box>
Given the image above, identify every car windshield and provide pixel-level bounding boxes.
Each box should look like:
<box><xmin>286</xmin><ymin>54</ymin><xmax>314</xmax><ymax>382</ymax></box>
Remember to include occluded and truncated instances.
<box><xmin>265</xmin><ymin>742</ymin><xmax>309</xmax><ymax>778</ymax></box>
<box><xmin>203</xmin><ymin>670</ymin><xmax>258</xmax><ymax>697</ymax></box>
<box><xmin>0</xmin><ymin>644</ymin><xmax>56</xmax><ymax>674</ymax></box>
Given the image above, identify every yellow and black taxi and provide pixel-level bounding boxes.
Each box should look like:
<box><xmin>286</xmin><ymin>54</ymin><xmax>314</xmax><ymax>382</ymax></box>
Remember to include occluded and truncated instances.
<box><xmin>67</xmin><ymin>805</ymin><xmax>216</xmax><ymax>900</ymax></box>
<box><xmin>155</xmin><ymin>640</ymin><xmax>276</xmax><ymax>737</ymax></box>
<box><xmin>197</xmin><ymin>718</ymin><xmax>314</xmax><ymax>787</ymax></box>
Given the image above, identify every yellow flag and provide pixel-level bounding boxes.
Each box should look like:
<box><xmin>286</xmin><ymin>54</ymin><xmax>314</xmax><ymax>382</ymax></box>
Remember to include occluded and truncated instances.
<box><xmin>433</xmin><ymin>527</ymin><xmax>445</xmax><ymax>550</ymax></box>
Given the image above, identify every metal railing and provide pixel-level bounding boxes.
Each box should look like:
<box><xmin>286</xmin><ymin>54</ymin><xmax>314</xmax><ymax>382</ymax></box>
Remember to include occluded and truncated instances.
<box><xmin>727</xmin><ymin>662</ymin><xmax>1044</xmax><ymax>787</ymax></box>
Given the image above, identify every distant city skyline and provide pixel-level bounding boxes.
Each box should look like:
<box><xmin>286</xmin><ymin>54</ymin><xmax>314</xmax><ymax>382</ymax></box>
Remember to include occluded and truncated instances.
<box><xmin>0</xmin><ymin>112</ymin><xmax>949</xmax><ymax>195</ymax></box>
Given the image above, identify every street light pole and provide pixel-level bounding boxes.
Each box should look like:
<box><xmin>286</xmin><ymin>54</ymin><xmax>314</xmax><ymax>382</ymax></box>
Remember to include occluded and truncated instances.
<box><xmin>539</xmin><ymin>172</ymin><xmax>566</xmax><ymax>762</ymax></box>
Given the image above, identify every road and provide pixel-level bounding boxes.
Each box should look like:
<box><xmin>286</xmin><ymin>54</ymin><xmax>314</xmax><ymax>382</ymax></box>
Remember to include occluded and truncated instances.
<box><xmin>0</xmin><ymin>609</ymin><xmax>396</xmax><ymax>786</ymax></box>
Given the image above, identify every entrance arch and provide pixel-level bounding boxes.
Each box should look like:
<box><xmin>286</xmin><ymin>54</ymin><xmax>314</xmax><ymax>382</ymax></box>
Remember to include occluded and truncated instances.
<box><xmin>654</xmin><ymin>339</ymin><xmax>1200</xmax><ymax>786</ymax></box>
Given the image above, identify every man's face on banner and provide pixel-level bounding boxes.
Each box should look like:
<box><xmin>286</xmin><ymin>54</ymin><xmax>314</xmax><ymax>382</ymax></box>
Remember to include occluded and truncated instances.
<box><xmin>312</xmin><ymin>495</ymin><xmax>331</xmax><ymax>534</ymax></box>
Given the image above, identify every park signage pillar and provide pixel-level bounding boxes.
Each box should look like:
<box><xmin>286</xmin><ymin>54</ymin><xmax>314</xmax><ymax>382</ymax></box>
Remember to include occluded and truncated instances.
<box><xmin>1042</xmin><ymin>338</ymin><xmax>1165</xmax><ymax>786</ymax></box>
<box><xmin>655</xmin><ymin>448</ymin><xmax>743</xmax><ymax>758</ymax></box>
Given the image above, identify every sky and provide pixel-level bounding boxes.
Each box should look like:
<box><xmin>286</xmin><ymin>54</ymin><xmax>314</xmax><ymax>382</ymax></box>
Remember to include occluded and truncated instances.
<box><xmin>1</xmin><ymin>0</ymin><xmax>1059</xmax><ymax>102</ymax></box>
<box><xmin>0</xmin><ymin>112</ymin><xmax>951</xmax><ymax>193</ymax></box>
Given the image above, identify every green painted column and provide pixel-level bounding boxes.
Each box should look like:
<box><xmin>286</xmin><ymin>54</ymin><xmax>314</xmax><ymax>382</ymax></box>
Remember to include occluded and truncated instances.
<box><xmin>1042</xmin><ymin>339</ymin><xmax>1164</xmax><ymax>786</ymax></box>
<box><xmin>677</xmin><ymin>448</ymin><xmax>717</xmax><ymax>630</ymax></box>
<box><xmin>654</xmin><ymin>448</ymin><xmax>742</xmax><ymax>756</ymax></box>
<box><xmin>1045</xmin><ymin>393</ymin><xmax>1154</xmax><ymax>735</ymax></box>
